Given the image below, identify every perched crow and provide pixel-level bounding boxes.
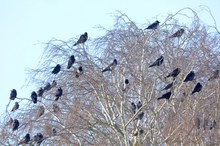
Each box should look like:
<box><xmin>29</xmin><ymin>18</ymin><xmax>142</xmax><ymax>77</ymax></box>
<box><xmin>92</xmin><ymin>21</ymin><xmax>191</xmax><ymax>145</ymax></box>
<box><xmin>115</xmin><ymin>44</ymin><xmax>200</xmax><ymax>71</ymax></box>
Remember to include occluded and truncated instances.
<box><xmin>102</xmin><ymin>59</ymin><xmax>118</xmax><ymax>73</ymax></box>
<box><xmin>18</xmin><ymin>133</ymin><xmax>30</xmax><ymax>145</ymax></box>
<box><xmin>133</xmin><ymin>129</ymin><xmax>144</xmax><ymax>136</ymax></box>
<box><xmin>191</xmin><ymin>82</ymin><xmax>202</xmax><ymax>94</ymax></box>
<box><xmin>11</xmin><ymin>102</ymin><xmax>19</xmax><ymax>112</ymax></box>
<box><xmin>123</xmin><ymin>79</ymin><xmax>130</xmax><ymax>91</ymax></box>
<box><xmin>145</xmin><ymin>20</ymin><xmax>160</xmax><ymax>30</ymax></box>
<box><xmin>55</xmin><ymin>87</ymin><xmax>63</xmax><ymax>101</ymax></box>
<box><xmin>52</xmin><ymin>64</ymin><xmax>61</xmax><ymax>74</ymax></box>
<box><xmin>184</xmin><ymin>71</ymin><xmax>195</xmax><ymax>82</ymax></box>
<box><xmin>75</xmin><ymin>66</ymin><xmax>83</xmax><ymax>78</ymax></box>
<box><xmin>208</xmin><ymin>70</ymin><xmax>219</xmax><ymax>81</ymax></box>
<box><xmin>33</xmin><ymin>133</ymin><xmax>44</xmax><ymax>145</ymax></box>
<box><xmin>196</xmin><ymin>117</ymin><xmax>200</xmax><ymax>129</ymax></box>
<box><xmin>125</xmin><ymin>79</ymin><xmax>129</xmax><ymax>84</ymax></box>
<box><xmin>51</xmin><ymin>80</ymin><xmax>57</xmax><ymax>88</ymax></box>
<box><xmin>149</xmin><ymin>56</ymin><xmax>164</xmax><ymax>67</ymax></box>
<box><xmin>166</xmin><ymin>68</ymin><xmax>181</xmax><ymax>78</ymax></box>
<box><xmin>162</xmin><ymin>82</ymin><xmax>173</xmax><ymax>90</ymax></box>
<box><xmin>10</xmin><ymin>89</ymin><xmax>17</xmax><ymax>100</ymax></box>
<box><xmin>169</xmin><ymin>28</ymin><xmax>185</xmax><ymax>38</ymax></box>
<box><xmin>135</xmin><ymin>111</ymin><xmax>144</xmax><ymax>120</ymax></box>
<box><xmin>12</xmin><ymin>119</ymin><xmax>19</xmax><ymax>131</ymax></box>
<box><xmin>157</xmin><ymin>91</ymin><xmax>172</xmax><ymax>100</ymax></box>
<box><xmin>73</xmin><ymin>32</ymin><xmax>88</xmax><ymax>46</ymax></box>
<box><xmin>53</xmin><ymin>104</ymin><xmax>61</xmax><ymax>113</ymax></box>
<box><xmin>67</xmin><ymin>55</ymin><xmax>75</xmax><ymax>69</ymax></box>
<box><xmin>43</xmin><ymin>82</ymin><xmax>51</xmax><ymax>91</ymax></box>
<box><xmin>31</xmin><ymin>91</ymin><xmax>38</xmax><ymax>104</ymax></box>
<box><xmin>131</xmin><ymin>102</ymin><xmax>136</xmax><ymax>114</ymax></box>
<box><xmin>37</xmin><ymin>87</ymin><xmax>44</xmax><ymax>97</ymax></box>
<box><xmin>37</xmin><ymin>106</ymin><xmax>45</xmax><ymax>118</ymax></box>
<box><xmin>137</xmin><ymin>101</ymin><xmax>142</xmax><ymax>109</ymax></box>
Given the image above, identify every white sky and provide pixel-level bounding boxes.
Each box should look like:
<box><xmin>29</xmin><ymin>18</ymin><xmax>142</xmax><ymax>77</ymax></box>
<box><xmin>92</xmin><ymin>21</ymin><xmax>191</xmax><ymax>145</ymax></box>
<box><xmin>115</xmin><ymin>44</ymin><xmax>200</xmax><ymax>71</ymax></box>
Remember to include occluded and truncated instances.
<box><xmin>0</xmin><ymin>0</ymin><xmax>219</xmax><ymax>114</ymax></box>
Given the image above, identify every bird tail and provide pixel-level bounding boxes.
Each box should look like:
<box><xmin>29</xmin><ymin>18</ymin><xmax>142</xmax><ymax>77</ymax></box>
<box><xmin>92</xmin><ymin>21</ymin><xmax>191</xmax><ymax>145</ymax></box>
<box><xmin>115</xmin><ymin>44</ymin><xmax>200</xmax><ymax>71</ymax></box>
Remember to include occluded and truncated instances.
<box><xmin>149</xmin><ymin>64</ymin><xmax>154</xmax><ymax>68</ymax></box>
<box><xmin>102</xmin><ymin>68</ymin><xmax>110</xmax><ymax>73</ymax></box>
<box><xmin>157</xmin><ymin>97</ymin><xmax>165</xmax><ymax>100</ymax></box>
<box><xmin>73</xmin><ymin>43</ymin><xmax>78</xmax><ymax>46</ymax></box>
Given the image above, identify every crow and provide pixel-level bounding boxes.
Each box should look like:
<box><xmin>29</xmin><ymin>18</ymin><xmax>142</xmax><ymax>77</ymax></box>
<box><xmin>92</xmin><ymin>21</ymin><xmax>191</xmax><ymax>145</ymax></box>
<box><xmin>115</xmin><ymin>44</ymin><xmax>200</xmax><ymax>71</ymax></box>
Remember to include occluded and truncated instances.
<box><xmin>123</xmin><ymin>79</ymin><xmax>130</xmax><ymax>91</ymax></box>
<box><xmin>145</xmin><ymin>20</ymin><xmax>160</xmax><ymax>30</ymax></box>
<box><xmin>18</xmin><ymin>133</ymin><xmax>30</xmax><ymax>145</ymax></box>
<box><xmin>11</xmin><ymin>102</ymin><xmax>19</xmax><ymax>112</ymax></box>
<box><xmin>10</xmin><ymin>89</ymin><xmax>17</xmax><ymax>100</ymax></box>
<box><xmin>183</xmin><ymin>71</ymin><xmax>195</xmax><ymax>82</ymax></box>
<box><xmin>102</xmin><ymin>59</ymin><xmax>118</xmax><ymax>73</ymax></box>
<box><xmin>149</xmin><ymin>56</ymin><xmax>164</xmax><ymax>68</ymax></box>
<box><xmin>191</xmin><ymin>82</ymin><xmax>202</xmax><ymax>95</ymax></box>
<box><xmin>67</xmin><ymin>55</ymin><xmax>75</xmax><ymax>69</ymax></box>
<box><xmin>43</xmin><ymin>82</ymin><xmax>51</xmax><ymax>91</ymax></box>
<box><xmin>37</xmin><ymin>106</ymin><xmax>45</xmax><ymax>118</ymax></box>
<box><xmin>133</xmin><ymin>129</ymin><xmax>144</xmax><ymax>136</ymax></box>
<box><xmin>135</xmin><ymin>111</ymin><xmax>144</xmax><ymax>120</ymax></box>
<box><xmin>125</xmin><ymin>79</ymin><xmax>129</xmax><ymax>84</ymax></box>
<box><xmin>157</xmin><ymin>91</ymin><xmax>172</xmax><ymax>100</ymax></box>
<box><xmin>33</xmin><ymin>133</ymin><xmax>44</xmax><ymax>145</ymax></box>
<box><xmin>12</xmin><ymin>119</ymin><xmax>19</xmax><ymax>131</ymax></box>
<box><xmin>52</xmin><ymin>64</ymin><xmax>61</xmax><ymax>74</ymax></box>
<box><xmin>169</xmin><ymin>28</ymin><xmax>185</xmax><ymax>38</ymax></box>
<box><xmin>137</xmin><ymin>101</ymin><xmax>142</xmax><ymax>109</ymax></box>
<box><xmin>131</xmin><ymin>102</ymin><xmax>136</xmax><ymax>114</ymax></box>
<box><xmin>55</xmin><ymin>87</ymin><xmax>63</xmax><ymax>101</ymax></box>
<box><xmin>31</xmin><ymin>91</ymin><xmax>38</xmax><ymax>104</ymax></box>
<box><xmin>166</xmin><ymin>68</ymin><xmax>181</xmax><ymax>78</ymax></box>
<box><xmin>73</xmin><ymin>32</ymin><xmax>88</xmax><ymax>46</ymax></box>
<box><xmin>162</xmin><ymin>82</ymin><xmax>173</xmax><ymax>90</ymax></box>
<box><xmin>37</xmin><ymin>87</ymin><xmax>44</xmax><ymax>97</ymax></box>
<box><xmin>75</xmin><ymin>66</ymin><xmax>83</xmax><ymax>78</ymax></box>
<box><xmin>208</xmin><ymin>70</ymin><xmax>219</xmax><ymax>81</ymax></box>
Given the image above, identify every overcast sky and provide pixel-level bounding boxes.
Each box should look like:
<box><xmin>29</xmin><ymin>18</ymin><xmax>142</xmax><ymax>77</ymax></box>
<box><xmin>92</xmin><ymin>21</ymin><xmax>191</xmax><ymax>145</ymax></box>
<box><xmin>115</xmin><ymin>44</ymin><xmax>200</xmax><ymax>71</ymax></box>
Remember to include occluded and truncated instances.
<box><xmin>0</xmin><ymin>0</ymin><xmax>219</xmax><ymax>114</ymax></box>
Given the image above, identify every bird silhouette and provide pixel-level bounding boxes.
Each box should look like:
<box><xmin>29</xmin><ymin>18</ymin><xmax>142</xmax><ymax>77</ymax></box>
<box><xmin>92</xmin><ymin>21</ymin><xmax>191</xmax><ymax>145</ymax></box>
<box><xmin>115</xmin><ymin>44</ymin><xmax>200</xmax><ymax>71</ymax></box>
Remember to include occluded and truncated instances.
<box><xmin>191</xmin><ymin>82</ymin><xmax>202</xmax><ymax>94</ymax></box>
<box><xmin>184</xmin><ymin>71</ymin><xmax>195</xmax><ymax>82</ymax></box>
<box><xmin>133</xmin><ymin>129</ymin><xmax>144</xmax><ymax>136</ymax></box>
<box><xmin>162</xmin><ymin>82</ymin><xmax>173</xmax><ymax>90</ymax></box>
<box><xmin>43</xmin><ymin>82</ymin><xmax>51</xmax><ymax>91</ymax></box>
<box><xmin>135</xmin><ymin>111</ymin><xmax>144</xmax><ymax>120</ymax></box>
<box><xmin>131</xmin><ymin>102</ymin><xmax>136</xmax><ymax>114</ymax></box>
<box><xmin>125</xmin><ymin>79</ymin><xmax>129</xmax><ymax>84</ymax></box>
<box><xmin>33</xmin><ymin>133</ymin><xmax>44</xmax><ymax>145</ymax></box>
<box><xmin>145</xmin><ymin>20</ymin><xmax>160</xmax><ymax>30</ymax></box>
<box><xmin>123</xmin><ymin>79</ymin><xmax>130</xmax><ymax>91</ymax></box>
<box><xmin>12</xmin><ymin>119</ymin><xmax>19</xmax><ymax>131</ymax></box>
<box><xmin>157</xmin><ymin>91</ymin><xmax>172</xmax><ymax>100</ymax></box>
<box><xmin>31</xmin><ymin>91</ymin><xmax>38</xmax><ymax>104</ymax></box>
<box><xmin>11</xmin><ymin>102</ymin><xmax>19</xmax><ymax>112</ymax></box>
<box><xmin>67</xmin><ymin>55</ymin><xmax>75</xmax><ymax>69</ymax></box>
<box><xmin>52</xmin><ymin>64</ymin><xmax>61</xmax><ymax>74</ymax></box>
<box><xmin>18</xmin><ymin>133</ymin><xmax>30</xmax><ymax>145</ymax></box>
<box><xmin>10</xmin><ymin>89</ymin><xmax>17</xmax><ymax>100</ymax></box>
<box><xmin>37</xmin><ymin>88</ymin><xmax>44</xmax><ymax>97</ymax></box>
<box><xmin>73</xmin><ymin>32</ymin><xmax>88</xmax><ymax>46</ymax></box>
<box><xmin>75</xmin><ymin>66</ymin><xmax>83</xmax><ymax>78</ymax></box>
<box><xmin>166</xmin><ymin>68</ymin><xmax>181</xmax><ymax>78</ymax></box>
<box><xmin>102</xmin><ymin>59</ymin><xmax>118</xmax><ymax>73</ymax></box>
<box><xmin>55</xmin><ymin>87</ymin><xmax>63</xmax><ymax>101</ymax></box>
<box><xmin>137</xmin><ymin>101</ymin><xmax>142</xmax><ymax>109</ymax></box>
<box><xmin>149</xmin><ymin>56</ymin><xmax>164</xmax><ymax>67</ymax></box>
<box><xmin>37</xmin><ymin>106</ymin><xmax>45</xmax><ymax>118</ymax></box>
<box><xmin>208</xmin><ymin>70</ymin><xmax>219</xmax><ymax>81</ymax></box>
<box><xmin>169</xmin><ymin>29</ymin><xmax>185</xmax><ymax>38</ymax></box>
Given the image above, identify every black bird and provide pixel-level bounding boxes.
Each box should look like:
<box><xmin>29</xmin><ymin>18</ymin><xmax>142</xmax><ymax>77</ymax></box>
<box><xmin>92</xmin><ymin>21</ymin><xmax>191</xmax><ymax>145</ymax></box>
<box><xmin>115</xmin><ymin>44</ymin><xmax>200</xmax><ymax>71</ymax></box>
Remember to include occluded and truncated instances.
<box><xmin>131</xmin><ymin>102</ymin><xmax>136</xmax><ymax>114</ymax></box>
<box><xmin>55</xmin><ymin>87</ymin><xmax>63</xmax><ymax>101</ymax></box>
<box><xmin>137</xmin><ymin>101</ymin><xmax>142</xmax><ymax>109</ymax></box>
<box><xmin>33</xmin><ymin>133</ymin><xmax>44</xmax><ymax>145</ymax></box>
<box><xmin>157</xmin><ymin>91</ymin><xmax>172</xmax><ymax>100</ymax></box>
<box><xmin>208</xmin><ymin>70</ymin><xmax>219</xmax><ymax>81</ymax></box>
<box><xmin>67</xmin><ymin>55</ymin><xmax>75</xmax><ymax>69</ymax></box>
<box><xmin>52</xmin><ymin>64</ymin><xmax>61</xmax><ymax>74</ymax></box>
<box><xmin>169</xmin><ymin>28</ymin><xmax>185</xmax><ymax>38</ymax></box>
<box><xmin>37</xmin><ymin>106</ymin><xmax>45</xmax><ymax>118</ymax></box>
<box><xmin>73</xmin><ymin>32</ymin><xmax>88</xmax><ymax>46</ymax></box>
<box><xmin>191</xmin><ymin>82</ymin><xmax>202</xmax><ymax>95</ymax></box>
<box><xmin>52</xmin><ymin>128</ymin><xmax>57</xmax><ymax>135</ymax></box>
<box><xmin>10</xmin><ymin>89</ymin><xmax>17</xmax><ymax>100</ymax></box>
<box><xmin>135</xmin><ymin>111</ymin><xmax>144</xmax><ymax>120</ymax></box>
<box><xmin>31</xmin><ymin>91</ymin><xmax>38</xmax><ymax>104</ymax></box>
<box><xmin>11</xmin><ymin>102</ymin><xmax>19</xmax><ymax>112</ymax></box>
<box><xmin>133</xmin><ymin>129</ymin><xmax>144</xmax><ymax>136</ymax></box>
<box><xmin>102</xmin><ymin>59</ymin><xmax>117</xmax><ymax>73</ymax></box>
<box><xmin>166</xmin><ymin>68</ymin><xmax>181</xmax><ymax>78</ymax></box>
<box><xmin>125</xmin><ymin>79</ymin><xmax>129</xmax><ymax>84</ymax></box>
<box><xmin>196</xmin><ymin>117</ymin><xmax>200</xmax><ymax>129</ymax></box>
<box><xmin>18</xmin><ymin>133</ymin><xmax>30</xmax><ymax>145</ymax></box>
<box><xmin>43</xmin><ymin>82</ymin><xmax>51</xmax><ymax>91</ymax></box>
<box><xmin>123</xmin><ymin>79</ymin><xmax>130</xmax><ymax>91</ymax></box>
<box><xmin>183</xmin><ymin>71</ymin><xmax>195</xmax><ymax>82</ymax></box>
<box><xmin>12</xmin><ymin>119</ymin><xmax>19</xmax><ymax>131</ymax></box>
<box><xmin>75</xmin><ymin>66</ymin><xmax>83</xmax><ymax>78</ymax></box>
<box><xmin>37</xmin><ymin>87</ymin><xmax>44</xmax><ymax>97</ymax></box>
<box><xmin>145</xmin><ymin>20</ymin><xmax>160</xmax><ymax>30</ymax></box>
<box><xmin>149</xmin><ymin>56</ymin><xmax>164</xmax><ymax>68</ymax></box>
<box><xmin>162</xmin><ymin>82</ymin><xmax>173</xmax><ymax>90</ymax></box>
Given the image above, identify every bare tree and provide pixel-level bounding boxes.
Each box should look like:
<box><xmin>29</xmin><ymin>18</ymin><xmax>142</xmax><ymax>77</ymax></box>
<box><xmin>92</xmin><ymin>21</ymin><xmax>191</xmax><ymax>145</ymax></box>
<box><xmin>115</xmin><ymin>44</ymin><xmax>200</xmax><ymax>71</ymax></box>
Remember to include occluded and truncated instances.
<box><xmin>1</xmin><ymin>8</ymin><xmax>220</xmax><ymax>146</ymax></box>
